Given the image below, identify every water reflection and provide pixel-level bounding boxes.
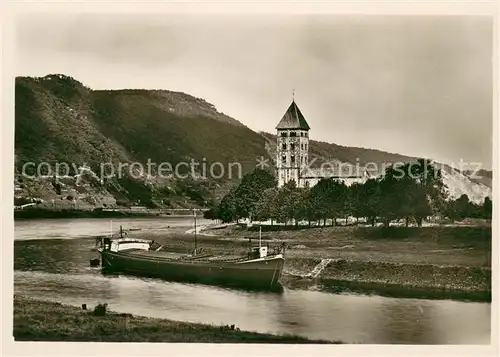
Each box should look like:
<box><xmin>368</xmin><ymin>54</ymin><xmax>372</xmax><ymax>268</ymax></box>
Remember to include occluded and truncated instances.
<box><xmin>371</xmin><ymin>299</ymin><xmax>439</xmax><ymax>344</ymax></box>
<box><xmin>14</xmin><ymin>238</ymin><xmax>96</xmax><ymax>274</ymax></box>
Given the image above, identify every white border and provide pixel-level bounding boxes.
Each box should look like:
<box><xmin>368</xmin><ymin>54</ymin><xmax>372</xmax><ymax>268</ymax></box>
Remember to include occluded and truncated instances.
<box><xmin>2</xmin><ymin>1</ymin><xmax>499</xmax><ymax>357</ymax></box>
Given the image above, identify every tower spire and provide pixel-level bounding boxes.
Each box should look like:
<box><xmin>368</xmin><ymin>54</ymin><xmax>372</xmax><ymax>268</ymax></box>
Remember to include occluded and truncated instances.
<box><xmin>292</xmin><ymin>88</ymin><xmax>295</xmax><ymax>102</ymax></box>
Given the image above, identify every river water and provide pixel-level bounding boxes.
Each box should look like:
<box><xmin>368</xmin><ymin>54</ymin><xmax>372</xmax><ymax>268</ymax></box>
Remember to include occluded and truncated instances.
<box><xmin>14</xmin><ymin>218</ymin><xmax>491</xmax><ymax>344</ymax></box>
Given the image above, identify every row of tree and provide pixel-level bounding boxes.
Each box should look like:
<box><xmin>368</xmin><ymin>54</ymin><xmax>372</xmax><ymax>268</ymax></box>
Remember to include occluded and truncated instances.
<box><xmin>206</xmin><ymin>159</ymin><xmax>492</xmax><ymax>226</ymax></box>
<box><xmin>445</xmin><ymin>194</ymin><xmax>492</xmax><ymax>221</ymax></box>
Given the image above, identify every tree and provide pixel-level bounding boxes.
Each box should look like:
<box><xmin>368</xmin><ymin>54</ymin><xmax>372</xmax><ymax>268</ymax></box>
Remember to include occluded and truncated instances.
<box><xmin>275</xmin><ymin>180</ymin><xmax>298</xmax><ymax>225</ymax></box>
<box><xmin>293</xmin><ymin>187</ymin><xmax>311</xmax><ymax>226</ymax></box>
<box><xmin>330</xmin><ymin>180</ymin><xmax>348</xmax><ymax>225</ymax></box>
<box><xmin>217</xmin><ymin>188</ymin><xmax>238</xmax><ymax>223</ymax></box>
<box><xmin>395</xmin><ymin>163</ymin><xmax>430</xmax><ymax>227</ymax></box>
<box><xmin>446</xmin><ymin>194</ymin><xmax>471</xmax><ymax>221</ymax></box>
<box><xmin>377</xmin><ymin>165</ymin><xmax>404</xmax><ymax>227</ymax></box>
<box><xmin>347</xmin><ymin>182</ymin><xmax>362</xmax><ymax>222</ymax></box>
<box><xmin>203</xmin><ymin>206</ymin><xmax>219</xmax><ymax>220</ymax></box>
<box><xmin>302</xmin><ymin>188</ymin><xmax>319</xmax><ymax>226</ymax></box>
<box><xmin>357</xmin><ymin>178</ymin><xmax>380</xmax><ymax>226</ymax></box>
<box><xmin>309</xmin><ymin>178</ymin><xmax>332</xmax><ymax>226</ymax></box>
<box><xmin>216</xmin><ymin>168</ymin><xmax>276</xmax><ymax>223</ymax></box>
<box><xmin>375</xmin><ymin>160</ymin><xmax>446</xmax><ymax>227</ymax></box>
<box><xmin>483</xmin><ymin>197</ymin><xmax>492</xmax><ymax>219</ymax></box>
<box><xmin>232</xmin><ymin>168</ymin><xmax>276</xmax><ymax>220</ymax></box>
<box><xmin>254</xmin><ymin>187</ymin><xmax>279</xmax><ymax>224</ymax></box>
<box><xmin>282</xmin><ymin>181</ymin><xmax>304</xmax><ymax>226</ymax></box>
<box><xmin>408</xmin><ymin>159</ymin><xmax>446</xmax><ymax>226</ymax></box>
<box><xmin>398</xmin><ymin>173</ymin><xmax>417</xmax><ymax>227</ymax></box>
<box><xmin>306</xmin><ymin>178</ymin><xmax>348</xmax><ymax>226</ymax></box>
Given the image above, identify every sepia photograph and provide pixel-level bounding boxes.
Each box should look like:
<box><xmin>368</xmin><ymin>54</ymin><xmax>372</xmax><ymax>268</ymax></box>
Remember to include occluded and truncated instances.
<box><xmin>3</xmin><ymin>1</ymin><xmax>498</xmax><ymax>354</ymax></box>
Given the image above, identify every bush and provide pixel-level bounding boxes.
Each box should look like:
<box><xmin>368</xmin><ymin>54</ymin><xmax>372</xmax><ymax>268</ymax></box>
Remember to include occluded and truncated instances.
<box><xmin>93</xmin><ymin>303</ymin><xmax>108</xmax><ymax>316</ymax></box>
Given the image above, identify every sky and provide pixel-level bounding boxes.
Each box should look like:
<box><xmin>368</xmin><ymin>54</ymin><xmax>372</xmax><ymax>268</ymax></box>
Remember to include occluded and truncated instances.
<box><xmin>15</xmin><ymin>14</ymin><xmax>493</xmax><ymax>169</ymax></box>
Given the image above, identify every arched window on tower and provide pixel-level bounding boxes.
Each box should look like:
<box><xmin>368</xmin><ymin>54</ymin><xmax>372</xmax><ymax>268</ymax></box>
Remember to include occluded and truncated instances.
<box><xmin>290</xmin><ymin>143</ymin><xmax>295</xmax><ymax>150</ymax></box>
<box><xmin>282</xmin><ymin>143</ymin><xmax>287</xmax><ymax>150</ymax></box>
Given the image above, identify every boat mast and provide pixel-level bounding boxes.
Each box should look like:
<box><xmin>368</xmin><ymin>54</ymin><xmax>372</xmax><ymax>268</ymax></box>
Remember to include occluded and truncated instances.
<box><xmin>259</xmin><ymin>225</ymin><xmax>262</xmax><ymax>248</ymax></box>
<box><xmin>193</xmin><ymin>209</ymin><xmax>198</xmax><ymax>256</ymax></box>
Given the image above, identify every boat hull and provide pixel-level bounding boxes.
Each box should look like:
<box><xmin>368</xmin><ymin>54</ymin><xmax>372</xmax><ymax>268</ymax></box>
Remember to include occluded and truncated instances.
<box><xmin>99</xmin><ymin>249</ymin><xmax>285</xmax><ymax>290</ymax></box>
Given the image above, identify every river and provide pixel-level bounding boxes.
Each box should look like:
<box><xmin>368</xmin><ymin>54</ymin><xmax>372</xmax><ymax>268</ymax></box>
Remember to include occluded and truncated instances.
<box><xmin>14</xmin><ymin>218</ymin><xmax>491</xmax><ymax>344</ymax></box>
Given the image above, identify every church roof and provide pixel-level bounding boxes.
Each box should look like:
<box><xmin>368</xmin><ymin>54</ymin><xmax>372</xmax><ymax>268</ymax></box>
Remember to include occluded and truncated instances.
<box><xmin>275</xmin><ymin>100</ymin><xmax>310</xmax><ymax>130</ymax></box>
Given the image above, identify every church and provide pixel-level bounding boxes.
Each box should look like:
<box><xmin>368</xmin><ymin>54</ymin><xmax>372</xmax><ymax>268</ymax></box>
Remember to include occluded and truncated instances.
<box><xmin>275</xmin><ymin>100</ymin><xmax>368</xmax><ymax>188</ymax></box>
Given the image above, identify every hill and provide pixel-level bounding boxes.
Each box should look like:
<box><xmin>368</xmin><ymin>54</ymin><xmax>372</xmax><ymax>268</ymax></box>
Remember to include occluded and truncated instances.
<box><xmin>14</xmin><ymin>74</ymin><xmax>492</xmax><ymax>210</ymax></box>
<box><xmin>15</xmin><ymin>74</ymin><xmax>270</xmax><ymax>209</ymax></box>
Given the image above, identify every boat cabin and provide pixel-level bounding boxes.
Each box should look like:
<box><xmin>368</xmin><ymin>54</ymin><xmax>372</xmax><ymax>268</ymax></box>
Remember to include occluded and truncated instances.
<box><xmin>250</xmin><ymin>246</ymin><xmax>268</xmax><ymax>259</ymax></box>
<box><xmin>101</xmin><ymin>237</ymin><xmax>152</xmax><ymax>252</ymax></box>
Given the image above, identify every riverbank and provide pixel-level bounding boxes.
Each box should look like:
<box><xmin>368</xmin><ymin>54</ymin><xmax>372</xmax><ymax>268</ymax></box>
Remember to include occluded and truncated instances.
<box><xmin>282</xmin><ymin>258</ymin><xmax>491</xmax><ymax>301</ymax></box>
<box><xmin>244</xmin><ymin>225</ymin><xmax>492</xmax><ymax>301</ymax></box>
<box><xmin>131</xmin><ymin>225</ymin><xmax>491</xmax><ymax>301</ymax></box>
<box><xmin>14</xmin><ymin>208</ymin><xmax>201</xmax><ymax>220</ymax></box>
<box><xmin>13</xmin><ymin>296</ymin><xmax>336</xmax><ymax>343</ymax></box>
<box><xmin>15</xmin><ymin>208</ymin><xmax>152</xmax><ymax>220</ymax></box>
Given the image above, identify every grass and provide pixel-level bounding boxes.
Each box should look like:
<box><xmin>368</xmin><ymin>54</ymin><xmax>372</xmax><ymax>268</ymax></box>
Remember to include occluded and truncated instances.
<box><xmin>13</xmin><ymin>296</ymin><xmax>337</xmax><ymax>343</ymax></box>
<box><xmin>319</xmin><ymin>279</ymin><xmax>491</xmax><ymax>302</ymax></box>
<box><xmin>159</xmin><ymin>225</ymin><xmax>491</xmax><ymax>301</ymax></box>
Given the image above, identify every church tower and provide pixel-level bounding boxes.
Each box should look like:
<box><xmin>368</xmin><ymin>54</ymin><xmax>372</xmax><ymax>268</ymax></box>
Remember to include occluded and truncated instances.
<box><xmin>275</xmin><ymin>100</ymin><xmax>310</xmax><ymax>188</ymax></box>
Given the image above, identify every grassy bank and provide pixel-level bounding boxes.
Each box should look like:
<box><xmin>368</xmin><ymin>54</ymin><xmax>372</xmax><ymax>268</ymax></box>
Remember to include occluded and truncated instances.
<box><xmin>13</xmin><ymin>296</ymin><xmax>336</xmax><ymax>343</ymax></box>
<box><xmin>212</xmin><ymin>225</ymin><xmax>491</xmax><ymax>267</ymax></box>
<box><xmin>281</xmin><ymin>258</ymin><xmax>491</xmax><ymax>301</ymax></box>
<box><xmin>319</xmin><ymin>279</ymin><xmax>491</xmax><ymax>301</ymax></box>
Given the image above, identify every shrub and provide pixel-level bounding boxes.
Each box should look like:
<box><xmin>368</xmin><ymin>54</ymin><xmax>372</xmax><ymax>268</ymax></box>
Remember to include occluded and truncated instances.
<box><xmin>93</xmin><ymin>302</ymin><xmax>108</xmax><ymax>316</ymax></box>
